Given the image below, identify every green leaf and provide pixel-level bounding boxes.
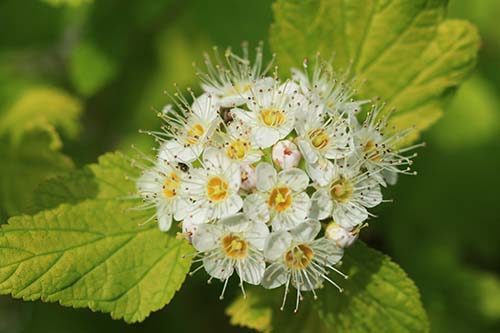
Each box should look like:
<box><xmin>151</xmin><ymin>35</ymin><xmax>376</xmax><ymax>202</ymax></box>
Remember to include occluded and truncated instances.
<box><xmin>0</xmin><ymin>130</ymin><xmax>74</xmax><ymax>217</ymax></box>
<box><xmin>270</xmin><ymin>0</ymin><xmax>480</xmax><ymax>143</ymax></box>
<box><xmin>69</xmin><ymin>42</ymin><xmax>118</xmax><ymax>97</ymax></box>
<box><xmin>0</xmin><ymin>152</ymin><xmax>193</xmax><ymax>323</ymax></box>
<box><xmin>40</xmin><ymin>0</ymin><xmax>93</xmax><ymax>6</ymax></box>
<box><xmin>227</xmin><ymin>242</ymin><xmax>429</xmax><ymax>333</ymax></box>
<box><xmin>0</xmin><ymin>87</ymin><xmax>82</xmax><ymax>149</ymax></box>
<box><xmin>226</xmin><ymin>291</ymin><xmax>272</xmax><ymax>333</ymax></box>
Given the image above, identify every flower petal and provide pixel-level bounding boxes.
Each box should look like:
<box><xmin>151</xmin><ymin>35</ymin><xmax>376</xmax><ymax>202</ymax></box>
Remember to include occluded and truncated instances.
<box><xmin>256</xmin><ymin>162</ymin><xmax>277</xmax><ymax>192</ymax></box>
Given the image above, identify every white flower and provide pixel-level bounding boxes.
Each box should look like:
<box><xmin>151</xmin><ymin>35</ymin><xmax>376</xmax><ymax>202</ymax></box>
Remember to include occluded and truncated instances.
<box><xmin>231</xmin><ymin>79</ymin><xmax>305</xmax><ymax>148</ymax></box>
<box><xmin>215</xmin><ymin>119</ymin><xmax>262</xmax><ymax>165</ymax></box>
<box><xmin>192</xmin><ymin>214</ymin><xmax>269</xmax><ymax>298</ymax></box>
<box><xmin>240</xmin><ymin>164</ymin><xmax>257</xmax><ymax>192</ymax></box>
<box><xmin>159</xmin><ymin>94</ymin><xmax>220</xmax><ymax>163</ymax></box>
<box><xmin>311</xmin><ymin>164</ymin><xmax>383</xmax><ymax>228</ymax></box>
<box><xmin>325</xmin><ymin>222</ymin><xmax>359</xmax><ymax>248</ymax></box>
<box><xmin>244</xmin><ymin>162</ymin><xmax>310</xmax><ymax>231</ymax></box>
<box><xmin>184</xmin><ymin>148</ymin><xmax>243</xmax><ymax>224</ymax></box>
<box><xmin>136</xmin><ymin>160</ymin><xmax>189</xmax><ymax>231</ymax></box>
<box><xmin>272</xmin><ymin>140</ymin><xmax>302</xmax><ymax>170</ymax></box>
<box><xmin>291</xmin><ymin>59</ymin><xmax>368</xmax><ymax>115</ymax></box>
<box><xmin>353</xmin><ymin>105</ymin><xmax>421</xmax><ymax>186</ymax></box>
<box><xmin>197</xmin><ymin>43</ymin><xmax>274</xmax><ymax>108</ymax></box>
<box><xmin>261</xmin><ymin>219</ymin><xmax>345</xmax><ymax>311</ymax></box>
<box><xmin>294</xmin><ymin>105</ymin><xmax>354</xmax><ymax>185</ymax></box>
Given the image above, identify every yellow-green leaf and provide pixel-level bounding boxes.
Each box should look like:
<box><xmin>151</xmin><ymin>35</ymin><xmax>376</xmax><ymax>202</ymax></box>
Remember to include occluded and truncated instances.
<box><xmin>270</xmin><ymin>0</ymin><xmax>480</xmax><ymax>143</ymax></box>
<box><xmin>0</xmin><ymin>152</ymin><xmax>193</xmax><ymax>322</ymax></box>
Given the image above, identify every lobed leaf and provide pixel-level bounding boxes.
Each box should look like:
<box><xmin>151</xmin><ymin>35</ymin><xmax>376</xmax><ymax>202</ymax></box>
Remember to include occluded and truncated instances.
<box><xmin>227</xmin><ymin>242</ymin><xmax>429</xmax><ymax>333</ymax></box>
<box><xmin>270</xmin><ymin>0</ymin><xmax>480</xmax><ymax>143</ymax></box>
<box><xmin>0</xmin><ymin>152</ymin><xmax>193</xmax><ymax>322</ymax></box>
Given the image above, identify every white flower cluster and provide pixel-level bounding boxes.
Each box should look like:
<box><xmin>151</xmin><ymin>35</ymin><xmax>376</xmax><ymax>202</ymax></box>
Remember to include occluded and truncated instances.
<box><xmin>135</xmin><ymin>44</ymin><xmax>420</xmax><ymax>311</ymax></box>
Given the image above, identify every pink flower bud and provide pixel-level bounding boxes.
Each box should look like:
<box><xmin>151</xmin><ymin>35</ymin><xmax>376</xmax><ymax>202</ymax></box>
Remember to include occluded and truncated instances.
<box><xmin>272</xmin><ymin>140</ymin><xmax>301</xmax><ymax>169</ymax></box>
<box><xmin>240</xmin><ymin>165</ymin><xmax>257</xmax><ymax>191</ymax></box>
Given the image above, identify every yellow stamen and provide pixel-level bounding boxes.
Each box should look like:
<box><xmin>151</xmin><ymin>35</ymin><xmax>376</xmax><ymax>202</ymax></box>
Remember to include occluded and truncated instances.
<box><xmin>207</xmin><ymin>176</ymin><xmax>229</xmax><ymax>202</ymax></box>
<box><xmin>268</xmin><ymin>187</ymin><xmax>292</xmax><ymax>212</ymax></box>
<box><xmin>284</xmin><ymin>244</ymin><xmax>314</xmax><ymax>269</ymax></box>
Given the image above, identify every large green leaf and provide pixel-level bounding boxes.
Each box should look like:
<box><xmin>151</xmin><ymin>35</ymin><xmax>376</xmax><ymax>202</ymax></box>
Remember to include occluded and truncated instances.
<box><xmin>270</xmin><ymin>0</ymin><xmax>480</xmax><ymax>143</ymax></box>
<box><xmin>227</xmin><ymin>242</ymin><xmax>429</xmax><ymax>333</ymax></box>
<box><xmin>0</xmin><ymin>152</ymin><xmax>193</xmax><ymax>323</ymax></box>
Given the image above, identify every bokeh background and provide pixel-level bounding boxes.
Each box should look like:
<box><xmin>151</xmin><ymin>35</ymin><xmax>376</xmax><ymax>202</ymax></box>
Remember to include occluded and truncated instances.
<box><xmin>0</xmin><ymin>0</ymin><xmax>499</xmax><ymax>332</ymax></box>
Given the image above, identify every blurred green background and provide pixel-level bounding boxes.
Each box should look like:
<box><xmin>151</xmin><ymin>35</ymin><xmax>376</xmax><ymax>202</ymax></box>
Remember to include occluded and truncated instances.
<box><xmin>0</xmin><ymin>0</ymin><xmax>499</xmax><ymax>332</ymax></box>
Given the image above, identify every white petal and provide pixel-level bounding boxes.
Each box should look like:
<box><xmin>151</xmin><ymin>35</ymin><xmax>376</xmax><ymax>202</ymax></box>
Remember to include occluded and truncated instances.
<box><xmin>157</xmin><ymin>204</ymin><xmax>173</xmax><ymax>232</ymax></box>
<box><xmin>239</xmin><ymin>256</ymin><xmax>265</xmax><ymax>285</ymax></box>
<box><xmin>215</xmin><ymin>194</ymin><xmax>243</xmax><ymax>219</ymax></box>
<box><xmin>261</xmin><ymin>262</ymin><xmax>288</xmax><ymax>289</ymax></box>
<box><xmin>219</xmin><ymin>213</ymin><xmax>249</xmax><ymax>233</ymax></box>
<box><xmin>271</xmin><ymin>192</ymin><xmax>310</xmax><ymax>231</ymax></box>
<box><xmin>278</xmin><ymin>168</ymin><xmax>309</xmax><ymax>192</ymax></box>
<box><xmin>310</xmin><ymin>188</ymin><xmax>333</xmax><ymax>220</ymax></box>
<box><xmin>333</xmin><ymin>202</ymin><xmax>368</xmax><ymax>228</ymax></box>
<box><xmin>243</xmin><ymin>194</ymin><xmax>270</xmax><ymax>224</ymax></box>
<box><xmin>306</xmin><ymin>158</ymin><xmax>334</xmax><ymax>186</ymax></box>
<box><xmin>256</xmin><ymin>162</ymin><xmax>277</xmax><ymax>192</ymax></box>
<box><xmin>289</xmin><ymin>219</ymin><xmax>321</xmax><ymax>242</ymax></box>
<box><xmin>192</xmin><ymin>224</ymin><xmax>220</xmax><ymax>252</ymax></box>
<box><xmin>203</xmin><ymin>256</ymin><xmax>234</xmax><ymax>281</ymax></box>
<box><xmin>253</xmin><ymin>127</ymin><xmax>280</xmax><ymax>148</ymax></box>
<box><xmin>359</xmin><ymin>182</ymin><xmax>382</xmax><ymax>208</ymax></box>
<box><xmin>264</xmin><ymin>231</ymin><xmax>292</xmax><ymax>261</ymax></box>
<box><xmin>246</xmin><ymin>221</ymin><xmax>270</xmax><ymax>251</ymax></box>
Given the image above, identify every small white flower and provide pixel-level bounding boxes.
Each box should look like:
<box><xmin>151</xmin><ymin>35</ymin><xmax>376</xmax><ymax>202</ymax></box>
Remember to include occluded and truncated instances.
<box><xmin>215</xmin><ymin>119</ymin><xmax>262</xmax><ymax>165</ymax></box>
<box><xmin>136</xmin><ymin>160</ymin><xmax>189</xmax><ymax>231</ymax></box>
<box><xmin>353</xmin><ymin>105</ymin><xmax>421</xmax><ymax>186</ymax></box>
<box><xmin>311</xmin><ymin>164</ymin><xmax>382</xmax><ymax>228</ymax></box>
<box><xmin>231</xmin><ymin>79</ymin><xmax>305</xmax><ymax>148</ymax></box>
<box><xmin>159</xmin><ymin>94</ymin><xmax>220</xmax><ymax>163</ymax></box>
<box><xmin>240</xmin><ymin>164</ymin><xmax>257</xmax><ymax>192</ymax></box>
<box><xmin>184</xmin><ymin>148</ymin><xmax>243</xmax><ymax>224</ymax></box>
<box><xmin>244</xmin><ymin>162</ymin><xmax>310</xmax><ymax>231</ymax></box>
<box><xmin>261</xmin><ymin>219</ymin><xmax>345</xmax><ymax>311</ymax></box>
<box><xmin>272</xmin><ymin>140</ymin><xmax>301</xmax><ymax>169</ymax></box>
<box><xmin>291</xmin><ymin>59</ymin><xmax>368</xmax><ymax>115</ymax></box>
<box><xmin>197</xmin><ymin>43</ymin><xmax>274</xmax><ymax>108</ymax></box>
<box><xmin>191</xmin><ymin>214</ymin><xmax>269</xmax><ymax>298</ymax></box>
<box><xmin>325</xmin><ymin>222</ymin><xmax>359</xmax><ymax>248</ymax></box>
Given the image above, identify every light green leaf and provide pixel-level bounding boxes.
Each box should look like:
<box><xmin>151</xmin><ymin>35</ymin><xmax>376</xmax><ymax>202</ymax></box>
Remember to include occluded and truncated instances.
<box><xmin>69</xmin><ymin>42</ymin><xmax>118</xmax><ymax>97</ymax></box>
<box><xmin>227</xmin><ymin>242</ymin><xmax>429</xmax><ymax>333</ymax></box>
<box><xmin>0</xmin><ymin>87</ymin><xmax>82</xmax><ymax>149</ymax></box>
<box><xmin>270</xmin><ymin>0</ymin><xmax>480</xmax><ymax>143</ymax></box>
<box><xmin>0</xmin><ymin>130</ymin><xmax>74</xmax><ymax>217</ymax></box>
<box><xmin>226</xmin><ymin>292</ymin><xmax>272</xmax><ymax>333</ymax></box>
<box><xmin>0</xmin><ymin>152</ymin><xmax>193</xmax><ymax>323</ymax></box>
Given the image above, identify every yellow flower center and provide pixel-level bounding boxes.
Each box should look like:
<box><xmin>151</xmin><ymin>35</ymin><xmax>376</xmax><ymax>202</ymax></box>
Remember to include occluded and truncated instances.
<box><xmin>163</xmin><ymin>172</ymin><xmax>181</xmax><ymax>198</ymax></box>
<box><xmin>185</xmin><ymin>123</ymin><xmax>205</xmax><ymax>145</ymax></box>
<box><xmin>206</xmin><ymin>176</ymin><xmax>229</xmax><ymax>202</ymax></box>
<box><xmin>221</xmin><ymin>234</ymin><xmax>248</xmax><ymax>259</ymax></box>
<box><xmin>268</xmin><ymin>187</ymin><xmax>292</xmax><ymax>212</ymax></box>
<box><xmin>284</xmin><ymin>244</ymin><xmax>314</xmax><ymax>269</ymax></box>
<box><xmin>364</xmin><ymin>140</ymin><xmax>381</xmax><ymax>161</ymax></box>
<box><xmin>330</xmin><ymin>176</ymin><xmax>353</xmax><ymax>203</ymax></box>
<box><xmin>308</xmin><ymin>128</ymin><xmax>330</xmax><ymax>149</ymax></box>
<box><xmin>226</xmin><ymin>139</ymin><xmax>250</xmax><ymax>160</ymax></box>
<box><xmin>260</xmin><ymin>109</ymin><xmax>286</xmax><ymax>127</ymax></box>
